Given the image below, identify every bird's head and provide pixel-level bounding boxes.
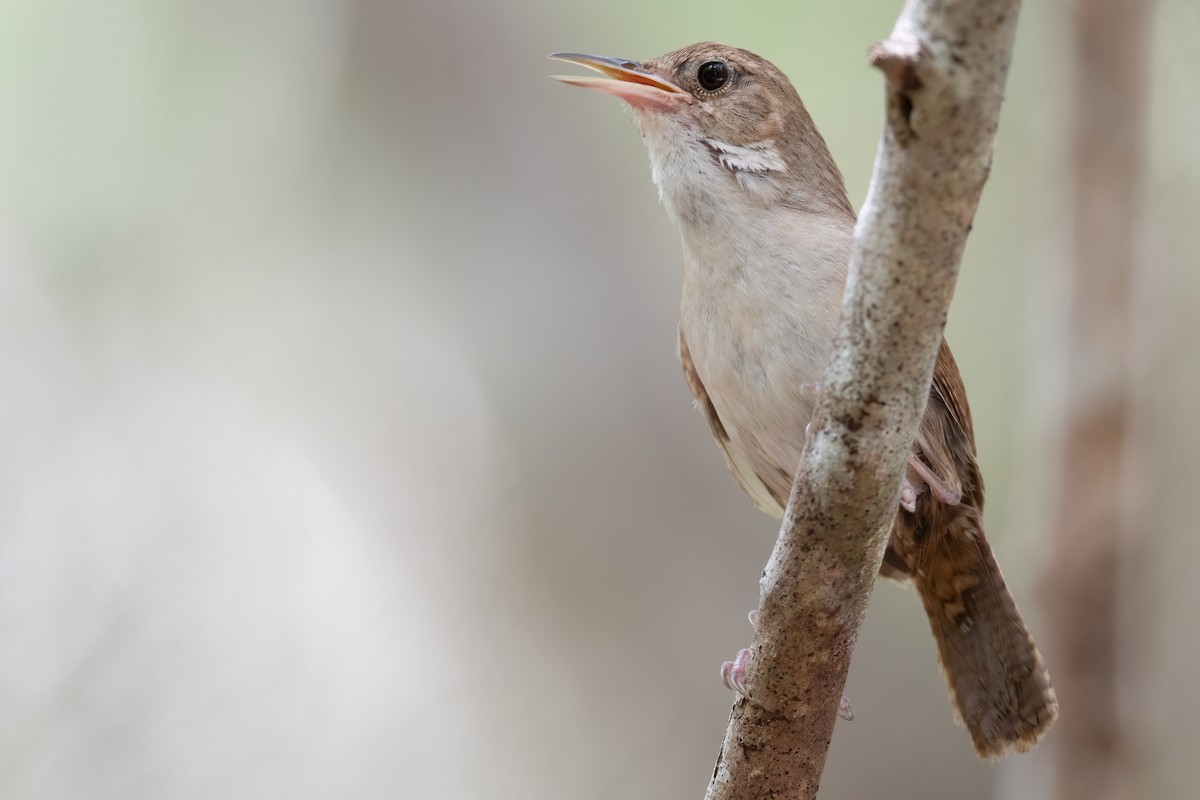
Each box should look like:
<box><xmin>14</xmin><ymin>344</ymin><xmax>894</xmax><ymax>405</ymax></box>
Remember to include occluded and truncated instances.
<box><xmin>550</xmin><ymin>42</ymin><xmax>851</xmax><ymax>215</ymax></box>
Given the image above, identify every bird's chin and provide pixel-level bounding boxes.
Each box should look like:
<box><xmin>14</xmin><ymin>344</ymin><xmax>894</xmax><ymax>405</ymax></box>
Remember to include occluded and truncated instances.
<box><xmin>631</xmin><ymin>109</ymin><xmax>692</xmax><ymax>152</ymax></box>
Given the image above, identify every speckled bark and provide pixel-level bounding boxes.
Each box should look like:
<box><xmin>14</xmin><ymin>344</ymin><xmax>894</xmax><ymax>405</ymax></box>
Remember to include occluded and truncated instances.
<box><xmin>703</xmin><ymin>2</ymin><xmax>1022</xmax><ymax>798</ymax></box>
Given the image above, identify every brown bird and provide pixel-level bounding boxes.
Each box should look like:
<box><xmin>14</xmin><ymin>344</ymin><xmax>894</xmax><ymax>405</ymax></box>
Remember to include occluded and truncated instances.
<box><xmin>551</xmin><ymin>43</ymin><xmax>1057</xmax><ymax>759</ymax></box>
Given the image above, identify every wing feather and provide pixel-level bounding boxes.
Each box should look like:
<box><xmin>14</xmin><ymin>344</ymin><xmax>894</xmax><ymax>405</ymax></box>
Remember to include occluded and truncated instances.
<box><xmin>912</xmin><ymin>340</ymin><xmax>982</xmax><ymax>507</ymax></box>
<box><xmin>679</xmin><ymin>329</ymin><xmax>785</xmax><ymax>517</ymax></box>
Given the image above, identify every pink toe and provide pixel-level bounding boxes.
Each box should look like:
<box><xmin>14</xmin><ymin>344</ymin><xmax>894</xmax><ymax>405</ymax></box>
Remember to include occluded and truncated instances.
<box><xmin>838</xmin><ymin>693</ymin><xmax>854</xmax><ymax>721</ymax></box>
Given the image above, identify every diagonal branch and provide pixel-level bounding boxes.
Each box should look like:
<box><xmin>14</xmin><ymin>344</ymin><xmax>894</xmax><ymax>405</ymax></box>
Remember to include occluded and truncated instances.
<box><xmin>703</xmin><ymin>1</ymin><xmax>1022</xmax><ymax>798</ymax></box>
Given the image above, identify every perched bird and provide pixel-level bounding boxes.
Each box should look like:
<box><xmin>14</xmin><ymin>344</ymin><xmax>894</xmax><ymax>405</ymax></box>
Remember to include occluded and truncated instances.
<box><xmin>550</xmin><ymin>43</ymin><xmax>1057</xmax><ymax>759</ymax></box>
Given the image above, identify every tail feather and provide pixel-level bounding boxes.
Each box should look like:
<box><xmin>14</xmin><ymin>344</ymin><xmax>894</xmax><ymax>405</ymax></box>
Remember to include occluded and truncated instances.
<box><xmin>904</xmin><ymin>506</ymin><xmax>1058</xmax><ymax>759</ymax></box>
<box><xmin>888</xmin><ymin>340</ymin><xmax>1057</xmax><ymax>758</ymax></box>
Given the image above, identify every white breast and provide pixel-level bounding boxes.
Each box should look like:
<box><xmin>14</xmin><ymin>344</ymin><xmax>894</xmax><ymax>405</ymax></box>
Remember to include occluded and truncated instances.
<box><xmin>634</xmin><ymin>114</ymin><xmax>855</xmax><ymax>500</ymax></box>
<box><xmin>676</xmin><ymin>204</ymin><xmax>853</xmax><ymax>503</ymax></box>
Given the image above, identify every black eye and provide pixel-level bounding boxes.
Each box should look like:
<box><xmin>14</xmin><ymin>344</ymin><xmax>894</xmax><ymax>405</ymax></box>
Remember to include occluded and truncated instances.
<box><xmin>696</xmin><ymin>61</ymin><xmax>729</xmax><ymax>91</ymax></box>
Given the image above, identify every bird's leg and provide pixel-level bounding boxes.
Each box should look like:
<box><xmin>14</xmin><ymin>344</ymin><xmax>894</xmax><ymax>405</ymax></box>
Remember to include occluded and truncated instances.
<box><xmin>720</xmin><ymin>609</ymin><xmax>854</xmax><ymax>720</ymax></box>
<box><xmin>906</xmin><ymin>453</ymin><xmax>962</xmax><ymax>506</ymax></box>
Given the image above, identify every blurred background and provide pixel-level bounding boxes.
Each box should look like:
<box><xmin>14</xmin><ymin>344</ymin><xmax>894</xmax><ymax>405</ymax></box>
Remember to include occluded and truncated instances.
<box><xmin>1</xmin><ymin>0</ymin><xmax>1196</xmax><ymax>798</ymax></box>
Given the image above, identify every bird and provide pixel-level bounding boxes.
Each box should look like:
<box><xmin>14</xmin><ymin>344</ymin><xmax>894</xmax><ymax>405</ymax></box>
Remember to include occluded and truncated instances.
<box><xmin>549</xmin><ymin>42</ymin><xmax>1057</xmax><ymax>759</ymax></box>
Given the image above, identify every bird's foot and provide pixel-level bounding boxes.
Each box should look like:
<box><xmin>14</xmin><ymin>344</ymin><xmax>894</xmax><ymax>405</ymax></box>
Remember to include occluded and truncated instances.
<box><xmin>720</xmin><ymin>609</ymin><xmax>853</xmax><ymax>720</ymax></box>
<box><xmin>720</xmin><ymin>647</ymin><xmax>752</xmax><ymax>695</ymax></box>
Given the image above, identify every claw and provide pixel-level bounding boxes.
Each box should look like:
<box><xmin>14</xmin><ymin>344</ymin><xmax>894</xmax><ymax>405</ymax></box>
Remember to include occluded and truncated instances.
<box><xmin>838</xmin><ymin>693</ymin><xmax>855</xmax><ymax>721</ymax></box>
<box><xmin>720</xmin><ymin>647</ymin><xmax>752</xmax><ymax>696</ymax></box>
<box><xmin>900</xmin><ymin>478</ymin><xmax>917</xmax><ymax>512</ymax></box>
<box><xmin>800</xmin><ymin>383</ymin><xmax>822</xmax><ymax>441</ymax></box>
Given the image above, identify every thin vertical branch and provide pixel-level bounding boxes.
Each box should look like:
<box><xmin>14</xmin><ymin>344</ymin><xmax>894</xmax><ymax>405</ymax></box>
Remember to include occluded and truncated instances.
<box><xmin>1043</xmin><ymin>0</ymin><xmax>1151</xmax><ymax>798</ymax></box>
<box><xmin>703</xmin><ymin>1</ymin><xmax>1022</xmax><ymax>798</ymax></box>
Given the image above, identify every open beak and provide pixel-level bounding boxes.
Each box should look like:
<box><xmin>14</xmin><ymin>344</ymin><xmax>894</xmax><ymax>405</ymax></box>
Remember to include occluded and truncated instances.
<box><xmin>548</xmin><ymin>52</ymin><xmax>689</xmax><ymax>109</ymax></box>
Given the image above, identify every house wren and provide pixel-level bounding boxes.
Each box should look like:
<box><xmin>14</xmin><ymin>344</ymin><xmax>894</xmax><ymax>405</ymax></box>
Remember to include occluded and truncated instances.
<box><xmin>551</xmin><ymin>42</ymin><xmax>1057</xmax><ymax>759</ymax></box>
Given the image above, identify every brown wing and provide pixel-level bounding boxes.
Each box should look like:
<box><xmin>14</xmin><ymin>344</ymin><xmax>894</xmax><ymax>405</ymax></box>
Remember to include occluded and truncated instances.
<box><xmin>911</xmin><ymin>339</ymin><xmax>983</xmax><ymax>508</ymax></box>
<box><xmin>678</xmin><ymin>328</ymin><xmax>786</xmax><ymax>517</ymax></box>
<box><xmin>931</xmin><ymin>339</ymin><xmax>976</xmax><ymax>447</ymax></box>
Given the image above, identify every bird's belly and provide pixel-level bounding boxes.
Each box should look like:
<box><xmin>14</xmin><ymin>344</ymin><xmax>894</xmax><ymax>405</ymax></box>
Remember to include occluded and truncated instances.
<box><xmin>683</xmin><ymin>312</ymin><xmax>827</xmax><ymax>504</ymax></box>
